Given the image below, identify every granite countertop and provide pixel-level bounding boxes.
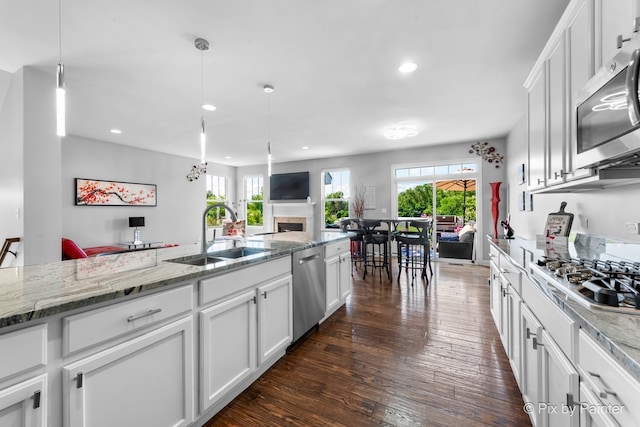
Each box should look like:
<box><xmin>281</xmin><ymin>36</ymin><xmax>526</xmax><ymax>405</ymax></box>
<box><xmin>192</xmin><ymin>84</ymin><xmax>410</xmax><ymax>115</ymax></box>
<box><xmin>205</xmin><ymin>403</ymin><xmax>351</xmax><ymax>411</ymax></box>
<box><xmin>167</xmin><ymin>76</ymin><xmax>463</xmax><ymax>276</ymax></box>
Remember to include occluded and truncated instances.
<box><xmin>488</xmin><ymin>235</ymin><xmax>640</xmax><ymax>383</ymax></box>
<box><xmin>0</xmin><ymin>231</ymin><xmax>350</xmax><ymax>329</ymax></box>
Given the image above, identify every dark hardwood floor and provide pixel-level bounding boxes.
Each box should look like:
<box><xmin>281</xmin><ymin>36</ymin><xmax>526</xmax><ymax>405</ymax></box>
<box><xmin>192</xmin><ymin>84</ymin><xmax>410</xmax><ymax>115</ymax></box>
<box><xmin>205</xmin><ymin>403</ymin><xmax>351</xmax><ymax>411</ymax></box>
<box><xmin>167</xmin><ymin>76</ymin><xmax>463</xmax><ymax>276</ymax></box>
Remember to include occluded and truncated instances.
<box><xmin>205</xmin><ymin>259</ymin><xmax>531</xmax><ymax>427</ymax></box>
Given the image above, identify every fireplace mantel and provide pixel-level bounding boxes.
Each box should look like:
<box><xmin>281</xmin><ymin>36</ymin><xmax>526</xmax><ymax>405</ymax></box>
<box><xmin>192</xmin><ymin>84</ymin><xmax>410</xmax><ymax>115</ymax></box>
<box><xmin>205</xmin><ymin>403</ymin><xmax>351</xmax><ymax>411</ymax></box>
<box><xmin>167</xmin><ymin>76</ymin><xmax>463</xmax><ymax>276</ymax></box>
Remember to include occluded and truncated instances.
<box><xmin>269</xmin><ymin>203</ymin><xmax>315</xmax><ymax>236</ymax></box>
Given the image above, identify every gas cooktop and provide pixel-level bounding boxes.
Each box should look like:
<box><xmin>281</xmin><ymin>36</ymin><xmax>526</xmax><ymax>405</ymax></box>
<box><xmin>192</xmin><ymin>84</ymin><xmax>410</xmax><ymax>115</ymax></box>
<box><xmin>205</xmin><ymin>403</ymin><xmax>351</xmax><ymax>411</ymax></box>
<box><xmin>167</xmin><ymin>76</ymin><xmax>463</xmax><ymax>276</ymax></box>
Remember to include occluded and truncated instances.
<box><xmin>531</xmin><ymin>256</ymin><xmax>640</xmax><ymax>315</ymax></box>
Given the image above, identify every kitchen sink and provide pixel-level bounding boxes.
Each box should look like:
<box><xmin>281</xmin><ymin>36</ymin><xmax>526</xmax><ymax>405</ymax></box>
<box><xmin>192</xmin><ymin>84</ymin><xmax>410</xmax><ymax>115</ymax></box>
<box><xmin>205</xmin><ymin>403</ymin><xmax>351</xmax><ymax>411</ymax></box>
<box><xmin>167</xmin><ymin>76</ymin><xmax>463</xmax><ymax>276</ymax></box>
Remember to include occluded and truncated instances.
<box><xmin>166</xmin><ymin>247</ymin><xmax>271</xmax><ymax>266</ymax></box>
<box><xmin>167</xmin><ymin>255</ymin><xmax>227</xmax><ymax>266</ymax></box>
<box><xmin>211</xmin><ymin>247</ymin><xmax>271</xmax><ymax>259</ymax></box>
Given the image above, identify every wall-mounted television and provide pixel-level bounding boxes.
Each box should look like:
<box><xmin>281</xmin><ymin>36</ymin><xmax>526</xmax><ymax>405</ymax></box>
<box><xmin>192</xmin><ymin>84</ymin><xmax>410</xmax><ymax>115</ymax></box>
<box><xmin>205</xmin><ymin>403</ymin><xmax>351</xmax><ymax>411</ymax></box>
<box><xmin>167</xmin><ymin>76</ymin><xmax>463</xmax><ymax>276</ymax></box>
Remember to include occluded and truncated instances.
<box><xmin>269</xmin><ymin>172</ymin><xmax>310</xmax><ymax>201</ymax></box>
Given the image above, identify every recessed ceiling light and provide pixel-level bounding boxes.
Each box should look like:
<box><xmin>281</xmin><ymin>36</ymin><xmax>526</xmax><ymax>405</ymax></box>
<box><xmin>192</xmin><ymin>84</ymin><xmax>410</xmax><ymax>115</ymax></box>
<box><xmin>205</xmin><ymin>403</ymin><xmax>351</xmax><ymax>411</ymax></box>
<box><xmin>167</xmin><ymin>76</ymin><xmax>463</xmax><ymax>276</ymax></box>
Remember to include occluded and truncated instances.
<box><xmin>264</xmin><ymin>85</ymin><xmax>274</xmax><ymax>94</ymax></box>
<box><xmin>399</xmin><ymin>62</ymin><xmax>418</xmax><ymax>73</ymax></box>
<box><xmin>202</xmin><ymin>104</ymin><xmax>216</xmax><ymax>111</ymax></box>
<box><xmin>110</xmin><ymin>129</ymin><xmax>122</xmax><ymax>134</ymax></box>
<box><xmin>224</xmin><ymin>156</ymin><xmax>232</xmax><ymax>159</ymax></box>
<box><xmin>301</xmin><ymin>146</ymin><xmax>309</xmax><ymax>150</ymax></box>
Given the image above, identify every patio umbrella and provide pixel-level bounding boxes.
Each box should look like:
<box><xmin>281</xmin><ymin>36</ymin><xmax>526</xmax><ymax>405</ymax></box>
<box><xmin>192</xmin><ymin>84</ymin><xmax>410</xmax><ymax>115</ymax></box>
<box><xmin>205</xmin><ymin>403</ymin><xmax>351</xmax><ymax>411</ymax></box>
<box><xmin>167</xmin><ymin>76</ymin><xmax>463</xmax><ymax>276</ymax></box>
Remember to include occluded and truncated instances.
<box><xmin>435</xmin><ymin>179</ymin><xmax>476</xmax><ymax>222</ymax></box>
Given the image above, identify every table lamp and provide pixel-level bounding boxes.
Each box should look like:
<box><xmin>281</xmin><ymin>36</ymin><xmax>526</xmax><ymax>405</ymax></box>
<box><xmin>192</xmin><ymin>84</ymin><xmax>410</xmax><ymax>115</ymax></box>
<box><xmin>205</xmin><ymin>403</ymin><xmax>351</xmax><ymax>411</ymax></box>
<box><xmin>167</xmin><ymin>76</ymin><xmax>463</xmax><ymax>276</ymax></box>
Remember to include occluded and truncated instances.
<box><xmin>128</xmin><ymin>217</ymin><xmax>145</xmax><ymax>244</ymax></box>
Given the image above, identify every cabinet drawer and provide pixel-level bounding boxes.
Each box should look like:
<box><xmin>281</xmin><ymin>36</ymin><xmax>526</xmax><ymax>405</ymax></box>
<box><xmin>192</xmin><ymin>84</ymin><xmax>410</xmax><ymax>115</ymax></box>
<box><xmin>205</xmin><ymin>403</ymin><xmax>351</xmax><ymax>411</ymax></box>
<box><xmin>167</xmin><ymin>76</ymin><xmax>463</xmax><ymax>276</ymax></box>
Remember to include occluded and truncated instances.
<box><xmin>521</xmin><ymin>275</ymin><xmax>575</xmax><ymax>360</ymax></box>
<box><xmin>498</xmin><ymin>254</ymin><xmax>521</xmax><ymax>295</ymax></box>
<box><xmin>489</xmin><ymin>244</ymin><xmax>500</xmax><ymax>267</ymax></box>
<box><xmin>200</xmin><ymin>256</ymin><xmax>291</xmax><ymax>306</ymax></box>
<box><xmin>0</xmin><ymin>324</ymin><xmax>47</xmax><ymax>382</ymax></box>
<box><xmin>63</xmin><ymin>285</ymin><xmax>193</xmax><ymax>355</ymax></box>
<box><xmin>325</xmin><ymin>241</ymin><xmax>349</xmax><ymax>259</ymax></box>
<box><xmin>578</xmin><ymin>330</ymin><xmax>640</xmax><ymax>427</ymax></box>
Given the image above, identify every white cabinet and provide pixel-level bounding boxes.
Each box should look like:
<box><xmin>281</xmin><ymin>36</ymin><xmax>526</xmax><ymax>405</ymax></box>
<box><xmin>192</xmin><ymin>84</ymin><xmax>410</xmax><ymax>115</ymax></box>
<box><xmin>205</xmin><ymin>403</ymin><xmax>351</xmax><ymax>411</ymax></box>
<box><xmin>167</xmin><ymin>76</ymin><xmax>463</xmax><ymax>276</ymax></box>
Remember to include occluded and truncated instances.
<box><xmin>200</xmin><ymin>290</ymin><xmax>257</xmax><ymax>410</ymax></box>
<box><xmin>0</xmin><ymin>324</ymin><xmax>47</xmax><ymax>427</ymax></box>
<box><xmin>63</xmin><ymin>316</ymin><xmax>194</xmax><ymax>427</ymax></box>
<box><xmin>528</xmin><ymin>67</ymin><xmax>547</xmax><ymax>189</ymax></box>
<box><xmin>578</xmin><ymin>382</ymin><xmax>619</xmax><ymax>427</ymax></box>
<box><xmin>577</xmin><ymin>330</ymin><xmax>640</xmax><ymax>426</ymax></box>
<box><xmin>521</xmin><ymin>305</ymin><xmax>543</xmax><ymax>427</ymax></box>
<box><xmin>489</xmin><ymin>250</ymin><xmax>501</xmax><ymax>329</ymax></box>
<box><xmin>597</xmin><ymin>0</ymin><xmax>640</xmax><ymax>69</ymax></box>
<box><xmin>547</xmin><ymin>32</ymin><xmax>567</xmax><ymax>186</ymax></box>
<box><xmin>199</xmin><ymin>263</ymin><xmax>292</xmax><ymax>412</ymax></box>
<box><xmin>540</xmin><ymin>329</ymin><xmax>580</xmax><ymax>427</ymax></box>
<box><xmin>257</xmin><ymin>275</ymin><xmax>293</xmax><ymax>365</ymax></box>
<box><xmin>324</xmin><ymin>241</ymin><xmax>351</xmax><ymax>318</ymax></box>
<box><xmin>0</xmin><ymin>375</ymin><xmax>46</xmax><ymax>427</ymax></box>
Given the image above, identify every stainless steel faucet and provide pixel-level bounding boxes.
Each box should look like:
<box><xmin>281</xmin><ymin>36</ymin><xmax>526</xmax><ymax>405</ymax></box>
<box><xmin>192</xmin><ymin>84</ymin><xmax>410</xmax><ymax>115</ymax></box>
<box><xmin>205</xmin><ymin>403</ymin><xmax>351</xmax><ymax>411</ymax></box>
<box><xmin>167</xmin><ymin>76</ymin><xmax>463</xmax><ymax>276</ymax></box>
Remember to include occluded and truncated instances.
<box><xmin>202</xmin><ymin>203</ymin><xmax>238</xmax><ymax>253</ymax></box>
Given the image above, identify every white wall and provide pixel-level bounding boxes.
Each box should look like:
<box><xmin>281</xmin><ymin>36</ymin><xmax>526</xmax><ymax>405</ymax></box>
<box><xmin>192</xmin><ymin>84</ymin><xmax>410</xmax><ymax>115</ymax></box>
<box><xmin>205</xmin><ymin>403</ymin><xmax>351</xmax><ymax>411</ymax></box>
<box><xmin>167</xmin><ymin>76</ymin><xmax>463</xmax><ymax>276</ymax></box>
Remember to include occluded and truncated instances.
<box><xmin>238</xmin><ymin>138</ymin><xmax>508</xmax><ymax>261</ymax></box>
<box><xmin>61</xmin><ymin>136</ymin><xmax>235</xmax><ymax>248</ymax></box>
<box><xmin>506</xmin><ymin>114</ymin><xmax>640</xmax><ymax>242</ymax></box>
<box><xmin>0</xmin><ymin>70</ymin><xmax>24</xmax><ymax>266</ymax></box>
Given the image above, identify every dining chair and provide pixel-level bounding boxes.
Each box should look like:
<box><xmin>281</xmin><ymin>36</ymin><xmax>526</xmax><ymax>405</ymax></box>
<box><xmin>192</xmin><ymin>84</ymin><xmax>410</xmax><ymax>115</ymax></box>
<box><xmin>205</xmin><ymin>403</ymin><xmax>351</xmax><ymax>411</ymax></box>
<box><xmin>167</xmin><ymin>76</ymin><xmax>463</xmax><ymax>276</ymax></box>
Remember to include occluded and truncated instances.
<box><xmin>359</xmin><ymin>219</ymin><xmax>391</xmax><ymax>281</ymax></box>
<box><xmin>394</xmin><ymin>219</ymin><xmax>433</xmax><ymax>285</ymax></box>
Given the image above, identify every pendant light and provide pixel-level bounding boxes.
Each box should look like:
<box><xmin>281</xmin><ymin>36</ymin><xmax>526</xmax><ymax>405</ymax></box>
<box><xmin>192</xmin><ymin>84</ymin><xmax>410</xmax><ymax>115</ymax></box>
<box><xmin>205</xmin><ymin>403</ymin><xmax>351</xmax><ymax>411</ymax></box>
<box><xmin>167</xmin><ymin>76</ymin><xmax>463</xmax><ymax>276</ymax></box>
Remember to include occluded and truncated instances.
<box><xmin>56</xmin><ymin>0</ymin><xmax>65</xmax><ymax>137</ymax></box>
<box><xmin>264</xmin><ymin>84</ymin><xmax>274</xmax><ymax>176</ymax></box>
<box><xmin>187</xmin><ymin>38</ymin><xmax>210</xmax><ymax>181</ymax></box>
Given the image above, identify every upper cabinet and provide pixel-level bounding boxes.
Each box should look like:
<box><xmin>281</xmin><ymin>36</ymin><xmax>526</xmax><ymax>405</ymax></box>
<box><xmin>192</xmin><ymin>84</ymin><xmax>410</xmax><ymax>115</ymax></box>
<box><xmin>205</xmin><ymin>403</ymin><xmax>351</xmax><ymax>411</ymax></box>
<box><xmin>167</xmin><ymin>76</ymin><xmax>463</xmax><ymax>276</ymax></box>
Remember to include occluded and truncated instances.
<box><xmin>524</xmin><ymin>0</ymin><xmax>640</xmax><ymax>191</ymax></box>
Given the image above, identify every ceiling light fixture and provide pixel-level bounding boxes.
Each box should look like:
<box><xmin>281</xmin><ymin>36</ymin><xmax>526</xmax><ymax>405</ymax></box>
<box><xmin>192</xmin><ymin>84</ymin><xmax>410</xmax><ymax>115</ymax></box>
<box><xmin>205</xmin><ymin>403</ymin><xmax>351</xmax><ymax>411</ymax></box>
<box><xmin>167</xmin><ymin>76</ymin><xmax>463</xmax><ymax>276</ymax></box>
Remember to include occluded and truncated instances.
<box><xmin>109</xmin><ymin>129</ymin><xmax>122</xmax><ymax>134</ymax></box>
<box><xmin>187</xmin><ymin>38</ymin><xmax>210</xmax><ymax>182</ymax></box>
<box><xmin>399</xmin><ymin>62</ymin><xmax>418</xmax><ymax>73</ymax></box>
<box><xmin>56</xmin><ymin>0</ymin><xmax>65</xmax><ymax>136</ymax></box>
<box><xmin>202</xmin><ymin>104</ymin><xmax>216</xmax><ymax>111</ymax></box>
<box><xmin>264</xmin><ymin>84</ymin><xmax>274</xmax><ymax>177</ymax></box>
<box><xmin>384</xmin><ymin>124</ymin><xmax>418</xmax><ymax>140</ymax></box>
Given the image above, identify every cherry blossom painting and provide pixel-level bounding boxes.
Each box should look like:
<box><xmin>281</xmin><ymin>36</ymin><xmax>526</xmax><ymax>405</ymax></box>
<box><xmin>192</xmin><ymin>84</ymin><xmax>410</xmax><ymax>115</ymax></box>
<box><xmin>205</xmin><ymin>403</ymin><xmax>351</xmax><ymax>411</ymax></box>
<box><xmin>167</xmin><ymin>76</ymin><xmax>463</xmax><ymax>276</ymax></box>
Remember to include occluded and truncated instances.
<box><xmin>75</xmin><ymin>178</ymin><xmax>157</xmax><ymax>206</ymax></box>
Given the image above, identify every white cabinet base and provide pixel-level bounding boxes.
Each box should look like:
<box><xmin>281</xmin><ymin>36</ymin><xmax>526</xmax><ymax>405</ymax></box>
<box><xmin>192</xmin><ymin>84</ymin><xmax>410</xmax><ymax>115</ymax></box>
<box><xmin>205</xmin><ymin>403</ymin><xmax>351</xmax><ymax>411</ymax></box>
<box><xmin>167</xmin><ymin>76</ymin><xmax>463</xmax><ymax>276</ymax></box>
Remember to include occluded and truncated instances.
<box><xmin>0</xmin><ymin>375</ymin><xmax>46</xmax><ymax>427</ymax></box>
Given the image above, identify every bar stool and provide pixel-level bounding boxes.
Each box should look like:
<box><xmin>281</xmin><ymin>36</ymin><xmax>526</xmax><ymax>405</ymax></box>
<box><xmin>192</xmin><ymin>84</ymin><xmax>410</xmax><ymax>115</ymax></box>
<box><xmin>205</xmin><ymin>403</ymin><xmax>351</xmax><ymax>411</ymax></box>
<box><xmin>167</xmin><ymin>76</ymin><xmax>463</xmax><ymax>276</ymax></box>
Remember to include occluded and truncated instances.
<box><xmin>394</xmin><ymin>219</ymin><xmax>433</xmax><ymax>285</ymax></box>
<box><xmin>340</xmin><ymin>218</ymin><xmax>363</xmax><ymax>274</ymax></box>
<box><xmin>359</xmin><ymin>219</ymin><xmax>391</xmax><ymax>281</ymax></box>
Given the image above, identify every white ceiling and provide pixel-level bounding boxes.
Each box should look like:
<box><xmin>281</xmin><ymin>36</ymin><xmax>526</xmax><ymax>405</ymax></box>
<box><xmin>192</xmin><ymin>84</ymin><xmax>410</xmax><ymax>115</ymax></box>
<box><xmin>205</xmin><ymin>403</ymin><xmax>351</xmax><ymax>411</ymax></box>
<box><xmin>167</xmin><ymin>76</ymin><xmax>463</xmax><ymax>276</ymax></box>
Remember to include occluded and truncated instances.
<box><xmin>0</xmin><ymin>0</ymin><xmax>569</xmax><ymax>167</ymax></box>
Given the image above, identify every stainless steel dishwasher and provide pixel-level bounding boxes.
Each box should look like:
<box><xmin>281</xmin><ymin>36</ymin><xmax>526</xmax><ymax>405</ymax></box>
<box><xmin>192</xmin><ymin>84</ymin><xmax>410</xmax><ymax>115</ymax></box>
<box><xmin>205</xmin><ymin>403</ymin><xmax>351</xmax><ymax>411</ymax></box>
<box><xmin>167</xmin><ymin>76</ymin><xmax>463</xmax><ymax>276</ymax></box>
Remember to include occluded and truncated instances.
<box><xmin>291</xmin><ymin>246</ymin><xmax>326</xmax><ymax>342</ymax></box>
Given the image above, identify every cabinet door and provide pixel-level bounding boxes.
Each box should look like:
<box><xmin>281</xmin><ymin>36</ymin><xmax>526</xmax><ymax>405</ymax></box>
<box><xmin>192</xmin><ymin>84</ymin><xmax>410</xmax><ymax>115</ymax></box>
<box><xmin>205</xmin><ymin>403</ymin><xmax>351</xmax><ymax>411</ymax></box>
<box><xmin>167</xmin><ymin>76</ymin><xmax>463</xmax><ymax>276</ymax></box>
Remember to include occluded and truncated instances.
<box><xmin>200</xmin><ymin>290</ymin><xmax>256</xmax><ymax>411</ymax></box>
<box><xmin>547</xmin><ymin>33</ymin><xmax>567</xmax><ymax>186</ymax></box>
<box><xmin>540</xmin><ymin>330</ymin><xmax>579</xmax><ymax>427</ymax></box>
<box><xmin>489</xmin><ymin>260</ymin><xmax>501</xmax><ymax>330</ymax></box>
<box><xmin>325</xmin><ymin>255</ymin><xmax>341</xmax><ymax>314</ymax></box>
<box><xmin>528</xmin><ymin>68</ymin><xmax>547</xmax><ymax>189</ymax></box>
<box><xmin>499</xmin><ymin>276</ymin><xmax>510</xmax><ymax>350</ymax></box>
<box><xmin>258</xmin><ymin>275</ymin><xmax>293</xmax><ymax>365</ymax></box>
<box><xmin>0</xmin><ymin>375</ymin><xmax>46</xmax><ymax>427</ymax></box>
<box><xmin>567</xmin><ymin>0</ymin><xmax>595</xmax><ymax>179</ymax></box>
<box><xmin>64</xmin><ymin>317</ymin><xmax>194</xmax><ymax>427</ymax></box>
<box><xmin>598</xmin><ymin>0</ymin><xmax>638</xmax><ymax>68</ymax></box>
<box><xmin>521</xmin><ymin>305</ymin><xmax>543</xmax><ymax>427</ymax></box>
<box><xmin>507</xmin><ymin>288</ymin><xmax>523</xmax><ymax>388</ymax></box>
<box><xmin>579</xmin><ymin>382</ymin><xmax>619</xmax><ymax>427</ymax></box>
<box><xmin>339</xmin><ymin>253</ymin><xmax>352</xmax><ymax>300</ymax></box>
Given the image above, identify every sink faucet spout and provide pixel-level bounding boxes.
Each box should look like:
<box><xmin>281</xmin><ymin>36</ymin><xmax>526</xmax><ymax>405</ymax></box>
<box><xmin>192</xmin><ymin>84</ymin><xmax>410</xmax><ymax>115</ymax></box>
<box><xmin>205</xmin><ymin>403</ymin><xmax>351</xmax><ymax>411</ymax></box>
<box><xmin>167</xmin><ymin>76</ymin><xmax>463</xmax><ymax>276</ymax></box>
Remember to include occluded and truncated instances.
<box><xmin>202</xmin><ymin>203</ymin><xmax>238</xmax><ymax>254</ymax></box>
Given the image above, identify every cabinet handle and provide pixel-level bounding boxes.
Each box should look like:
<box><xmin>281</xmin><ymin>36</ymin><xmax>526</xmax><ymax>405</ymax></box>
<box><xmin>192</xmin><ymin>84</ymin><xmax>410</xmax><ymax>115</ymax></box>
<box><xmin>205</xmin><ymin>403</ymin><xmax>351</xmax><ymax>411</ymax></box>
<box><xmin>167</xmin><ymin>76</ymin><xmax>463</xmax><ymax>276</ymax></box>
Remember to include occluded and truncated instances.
<box><xmin>618</xmin><ymin>34</ymin><xmax>631</xmax><ymax>49</ymax></box>
<box><xmin>32</xmin><ymin>390</ymin><xmax>41</xmax><ymax>409</ymax></box>
<box><xmin>554</xmin><ymin>170</ymin><xmax>567</xmax><ymax>179</ymax></box>
<box><xmin>566</xmin><ymin>393</ymin><xmax>585</xmax><ymax>408</ymax></box>
<box><xmin>252</xmin><ymin>296</ymin><xmax>257</xmax><ymax>304</ymax></box>
<box><xmin>127</xmin><ymin>308</ymin><xmax>162</xmax><ymax>322</ymax></box>
<box><xmin>537</xmin><ymin>178</ymin><xmax>544</xmax><ymax>185</ymax></box>
<box><xmin>75</xmin><ymin>372</ymin><xmax>84</xmax><ymax>389</ymax></box>
<box><xmin>532</xmin><ymin>337</ymin><xmax>544</xmax><ymax>350</ymax></box>
<box><xmin>587</xmin><ymin>371</ymin><xmax>618</xmax><ymax>399</ymax></box>
<box><xmin>526</xmin><ymin>327</ymin><xmax>536</xmax><ymax>339</ymax></box>
<box><xmin>499</xmin><ymin>268</ymin><xmax>510</xmax><ymax>274</ymax></box>
<box><xmin>635</xmin><ymin>17</ymin><xmax>640</xmax><ymax>33</ymax></box>
<box><xmin>262</xmin><ymin>291</ymin><xmax>268</xmax><ymax>299</ymax></box>
<box><xmin>501</xmin><ymin>287</ymin><xmax>510</xmax><ymax>297</ymax></box>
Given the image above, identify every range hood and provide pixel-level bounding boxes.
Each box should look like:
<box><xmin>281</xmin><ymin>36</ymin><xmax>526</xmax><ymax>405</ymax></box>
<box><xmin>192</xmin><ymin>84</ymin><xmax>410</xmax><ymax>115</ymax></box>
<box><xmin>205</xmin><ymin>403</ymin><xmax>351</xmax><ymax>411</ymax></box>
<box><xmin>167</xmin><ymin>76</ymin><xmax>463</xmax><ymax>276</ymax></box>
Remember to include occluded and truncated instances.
<box><xmin>532</xmin><ymin>166</ymin><xmax>640</xmax><ymax>193</ymax></box>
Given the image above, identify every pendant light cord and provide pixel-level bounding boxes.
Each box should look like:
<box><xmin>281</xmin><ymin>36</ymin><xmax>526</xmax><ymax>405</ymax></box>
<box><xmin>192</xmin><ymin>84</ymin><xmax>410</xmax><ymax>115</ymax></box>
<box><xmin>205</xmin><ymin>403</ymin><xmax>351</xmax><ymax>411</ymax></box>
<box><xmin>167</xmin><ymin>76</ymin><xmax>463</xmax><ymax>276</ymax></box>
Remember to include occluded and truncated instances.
<box><xmin>58</xmin><ymin>0</ymin><xmax>62</xmax><ymax>62</ymax></box>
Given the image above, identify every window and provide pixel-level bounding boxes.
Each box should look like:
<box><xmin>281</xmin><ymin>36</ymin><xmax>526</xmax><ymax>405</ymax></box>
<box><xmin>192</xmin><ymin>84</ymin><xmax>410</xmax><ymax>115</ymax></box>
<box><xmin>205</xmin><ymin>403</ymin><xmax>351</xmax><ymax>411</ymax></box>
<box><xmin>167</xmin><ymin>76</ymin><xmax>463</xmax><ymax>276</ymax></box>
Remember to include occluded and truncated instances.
<box><xmin>206</xmin><ymin>175</ymin><xmax>227</xmax><ymax>226</ymax></box>
<box><xmin>244</xmin><ymin>176</ymin><xmax>264</xmax><ymax>226</ymax></box>
<box><xmin>322</xmin><ymin>169</ymin><xmax>350</xmax><ymax>228</ymax></box>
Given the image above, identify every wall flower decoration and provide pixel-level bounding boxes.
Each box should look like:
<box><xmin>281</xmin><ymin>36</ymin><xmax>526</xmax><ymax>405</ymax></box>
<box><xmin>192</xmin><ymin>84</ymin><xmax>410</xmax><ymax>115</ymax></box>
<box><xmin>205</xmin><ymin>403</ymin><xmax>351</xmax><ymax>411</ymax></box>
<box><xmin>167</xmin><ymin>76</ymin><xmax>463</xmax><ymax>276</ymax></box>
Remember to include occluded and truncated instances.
<box><xmin>469</xmin><ymin>141</ymin><xmax>504</xmax><ymax>168</ymax></box>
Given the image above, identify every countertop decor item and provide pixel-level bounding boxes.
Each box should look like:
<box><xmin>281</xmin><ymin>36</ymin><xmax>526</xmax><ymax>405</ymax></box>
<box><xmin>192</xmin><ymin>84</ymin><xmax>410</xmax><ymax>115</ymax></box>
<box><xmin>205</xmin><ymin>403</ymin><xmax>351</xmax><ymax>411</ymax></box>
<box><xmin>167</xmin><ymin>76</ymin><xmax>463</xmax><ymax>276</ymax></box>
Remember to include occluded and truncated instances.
<box><xmin>469</xmin><ymin>141</ymin><xmax>504</xmax><ymax>168</ymax></box>
<box><xmin>490</xmin><ymin>182</ymin><xmax>502</xmax><ymax>238</ymax></box>
<box><xmin>544</xmin><ymin>201</ymin><xmax>574</xmax><ymax>237</ymax></box>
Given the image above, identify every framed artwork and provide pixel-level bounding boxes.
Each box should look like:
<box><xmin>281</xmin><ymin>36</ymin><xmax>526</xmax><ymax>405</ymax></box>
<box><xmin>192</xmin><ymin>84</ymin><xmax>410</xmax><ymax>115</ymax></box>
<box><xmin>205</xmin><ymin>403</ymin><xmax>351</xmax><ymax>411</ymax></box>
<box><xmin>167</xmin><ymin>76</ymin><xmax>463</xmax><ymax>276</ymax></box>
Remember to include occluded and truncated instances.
<box><xmin>75</xmin><ymin>178</ymin><xmax>157</xmax><ymax>206</ymax></box>
<box><xmin>525</xmin><ymin>192</ymin><xmax>534</xmax><ymax>212</ymax></box>
<box><xmin>518</xmin><ymin>191</ymin><xmax>525</xmax><ymax>211</ymax></box>
<box><xmin>518</xmin><ymin>163</ymin><xmax>525</xmax><ymax>185</ymax></box>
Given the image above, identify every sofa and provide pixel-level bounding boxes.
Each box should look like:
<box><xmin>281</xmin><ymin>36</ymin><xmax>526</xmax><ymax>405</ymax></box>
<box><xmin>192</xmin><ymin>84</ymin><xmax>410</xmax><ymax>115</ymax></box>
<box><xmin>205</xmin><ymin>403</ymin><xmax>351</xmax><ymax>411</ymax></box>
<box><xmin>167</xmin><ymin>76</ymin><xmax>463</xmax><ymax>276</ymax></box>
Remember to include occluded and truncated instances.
<box><xmin>437</xmin><ymin>226</ymin><xmax>475</xmax><ymax>260</ymax></box>
<box><xmin>61</xmin><ymin>238</ymin><xmax>126</xmax><ymax>260</ymax></box>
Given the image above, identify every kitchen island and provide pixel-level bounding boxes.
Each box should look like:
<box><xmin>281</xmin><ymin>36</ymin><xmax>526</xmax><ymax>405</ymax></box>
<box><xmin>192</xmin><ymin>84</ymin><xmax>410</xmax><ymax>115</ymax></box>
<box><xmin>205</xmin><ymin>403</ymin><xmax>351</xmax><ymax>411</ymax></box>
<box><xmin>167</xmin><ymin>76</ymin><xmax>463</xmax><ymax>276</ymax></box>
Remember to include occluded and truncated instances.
<box><xmin>0</xmin><ymin>231</ymin><xmax>350</xmax><ymax>427</ymax></box>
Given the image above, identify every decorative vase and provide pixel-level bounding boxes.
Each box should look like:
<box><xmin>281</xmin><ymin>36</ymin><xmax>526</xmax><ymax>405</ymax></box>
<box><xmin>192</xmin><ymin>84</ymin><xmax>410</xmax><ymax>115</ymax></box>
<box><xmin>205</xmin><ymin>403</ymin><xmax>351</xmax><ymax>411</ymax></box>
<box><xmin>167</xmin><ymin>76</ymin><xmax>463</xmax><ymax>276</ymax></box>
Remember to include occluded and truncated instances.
<box><xmin>490</xmin><ymin>182</ymin><xmax>502</xmax><ymax>238</ymax></box>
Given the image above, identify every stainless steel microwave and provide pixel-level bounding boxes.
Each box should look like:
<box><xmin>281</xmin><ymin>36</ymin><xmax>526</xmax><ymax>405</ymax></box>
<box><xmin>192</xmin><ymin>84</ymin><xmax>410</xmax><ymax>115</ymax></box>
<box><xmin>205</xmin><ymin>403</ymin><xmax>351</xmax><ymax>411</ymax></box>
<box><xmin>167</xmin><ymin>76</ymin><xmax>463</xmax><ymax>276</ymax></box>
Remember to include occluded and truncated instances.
<box><xmin>576</xmin><ymin>36</ymin><xmax>640</xmax><ymax>168</ymax></box>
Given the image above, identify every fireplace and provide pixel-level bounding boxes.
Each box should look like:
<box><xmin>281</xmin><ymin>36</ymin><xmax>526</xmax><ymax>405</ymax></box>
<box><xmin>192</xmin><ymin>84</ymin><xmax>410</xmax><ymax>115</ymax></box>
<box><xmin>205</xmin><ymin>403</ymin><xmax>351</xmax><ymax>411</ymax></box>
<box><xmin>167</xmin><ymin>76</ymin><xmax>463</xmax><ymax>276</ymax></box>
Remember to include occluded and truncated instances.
<box><xmin>270</xmin><ymin>203</ymin><xmax>315</xmax><ymax>236</ymax></box>
<box><xmin>274</xmin><ymin>216</ymin><xmax>306</xmax><ymax>233</ymax></box>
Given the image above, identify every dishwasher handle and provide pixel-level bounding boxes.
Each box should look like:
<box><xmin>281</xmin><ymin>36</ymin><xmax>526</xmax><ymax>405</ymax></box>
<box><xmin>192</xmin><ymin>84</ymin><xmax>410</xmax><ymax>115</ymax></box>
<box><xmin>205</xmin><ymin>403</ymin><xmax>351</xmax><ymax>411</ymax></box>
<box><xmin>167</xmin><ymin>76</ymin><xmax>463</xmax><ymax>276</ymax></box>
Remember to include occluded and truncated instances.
<box><xmin>298</xmin><ymin>254</ymin><xmax>321</xmax><ymax>264</ymax></box>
